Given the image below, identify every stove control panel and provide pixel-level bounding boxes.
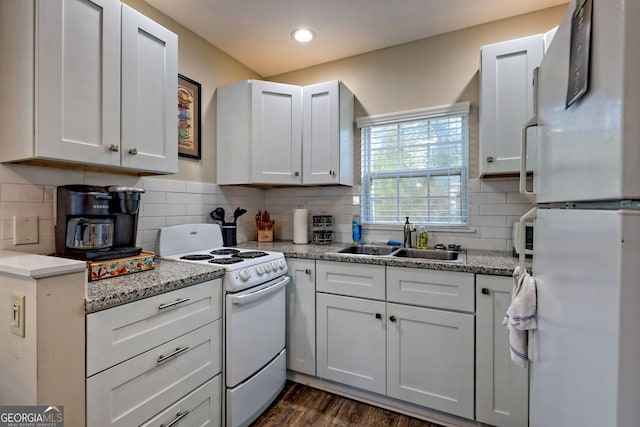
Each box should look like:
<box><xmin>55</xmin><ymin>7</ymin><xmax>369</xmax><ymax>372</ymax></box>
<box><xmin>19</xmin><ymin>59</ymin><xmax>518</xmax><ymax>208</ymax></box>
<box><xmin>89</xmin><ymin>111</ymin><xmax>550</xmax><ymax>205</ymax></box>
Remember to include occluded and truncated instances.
<box><xmin>225</xmin><ymin>256</ymin><xmax>288</xmax><ymax>292</ymax></box>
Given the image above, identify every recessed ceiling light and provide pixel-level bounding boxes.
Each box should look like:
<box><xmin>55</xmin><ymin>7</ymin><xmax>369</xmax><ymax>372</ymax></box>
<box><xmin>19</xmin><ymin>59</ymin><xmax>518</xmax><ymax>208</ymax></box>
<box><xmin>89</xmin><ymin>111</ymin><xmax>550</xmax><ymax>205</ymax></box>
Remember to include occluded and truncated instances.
<box><xmin>291</xmin><ymin>28</ymin><xmax>315</xmax><ymax>43</ymax></box>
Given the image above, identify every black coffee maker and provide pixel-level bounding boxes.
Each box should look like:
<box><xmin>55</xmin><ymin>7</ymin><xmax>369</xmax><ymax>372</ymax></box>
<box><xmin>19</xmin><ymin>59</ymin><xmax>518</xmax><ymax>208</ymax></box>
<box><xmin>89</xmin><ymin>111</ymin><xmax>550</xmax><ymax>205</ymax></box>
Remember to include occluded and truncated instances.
<box><xmin>55</xmin><ymin>185</ymin><xmax>145</xmax><ymax>261</ymax></box>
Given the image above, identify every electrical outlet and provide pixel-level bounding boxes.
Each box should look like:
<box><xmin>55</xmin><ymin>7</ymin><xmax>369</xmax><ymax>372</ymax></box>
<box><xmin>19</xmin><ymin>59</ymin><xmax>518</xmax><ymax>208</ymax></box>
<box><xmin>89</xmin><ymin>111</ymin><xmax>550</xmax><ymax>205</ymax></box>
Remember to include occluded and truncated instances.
<box><xmin>14</xmin><ymin>216</ymin><xmax>39</xmax><ymax>245</ymax></box>
<box><xmin>11</xmin><ymin>293</ymin><xmax>25</xmax><ymax>338</ymax></box>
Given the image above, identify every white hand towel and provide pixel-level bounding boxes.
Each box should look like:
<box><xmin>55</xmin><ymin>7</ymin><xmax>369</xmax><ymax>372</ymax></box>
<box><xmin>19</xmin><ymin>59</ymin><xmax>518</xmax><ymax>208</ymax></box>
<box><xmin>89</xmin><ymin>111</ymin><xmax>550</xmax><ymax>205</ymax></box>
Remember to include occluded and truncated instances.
<box><xmin>503</xmin><ymin>266</ymin><xmax>537</xmax><ymax>368</ymax></box>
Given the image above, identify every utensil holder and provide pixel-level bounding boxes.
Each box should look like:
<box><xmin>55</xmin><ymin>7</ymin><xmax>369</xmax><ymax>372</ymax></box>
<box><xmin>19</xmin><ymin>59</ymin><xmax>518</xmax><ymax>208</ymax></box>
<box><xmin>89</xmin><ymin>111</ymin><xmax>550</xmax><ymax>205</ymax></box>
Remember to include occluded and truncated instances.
<box><xmin>222</xmin><ymin>223</ymin><xmax>237</xmax><ymax>247</ymax></box>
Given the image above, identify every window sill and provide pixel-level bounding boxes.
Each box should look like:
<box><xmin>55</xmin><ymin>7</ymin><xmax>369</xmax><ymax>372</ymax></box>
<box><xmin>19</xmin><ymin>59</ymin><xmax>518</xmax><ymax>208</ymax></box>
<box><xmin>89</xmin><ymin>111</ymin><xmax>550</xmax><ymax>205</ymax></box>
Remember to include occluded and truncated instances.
<box><xmin>363</xmin><ymin>223</ymin><xmax>477</xmax><ymax>233</ymax></box>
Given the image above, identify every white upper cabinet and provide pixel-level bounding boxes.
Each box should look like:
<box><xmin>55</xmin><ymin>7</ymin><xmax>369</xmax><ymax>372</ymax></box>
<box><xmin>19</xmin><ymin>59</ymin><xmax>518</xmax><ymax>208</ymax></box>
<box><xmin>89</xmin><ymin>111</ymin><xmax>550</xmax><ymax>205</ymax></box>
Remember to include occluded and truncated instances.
<box><xmin>479</xmin><ymin>34</ymin><xmax>544</xmax><ymax>176</ymax></box>
<box><xmin>0</xmin><ymin>0</ymin><xmax>177</xmax><ymax>174</ymax></box>
<box><xmin>217</xmin><ymin>79</ymin><xmax>354</xmax><ymax>186</ymax></box>
<box><xmin>217</xmin><ymin>80</ymin><xmax>303</xmax><ymax>185</ymax></box>
<box><xmin>302</xmin><ymin>81</ymin><xmax>354</xmax><ymax>186</ymax></box>
<box><xmin>121</xmin><ymin>5</ymin><xmax>178</xmax><ymax>174</ymax></box>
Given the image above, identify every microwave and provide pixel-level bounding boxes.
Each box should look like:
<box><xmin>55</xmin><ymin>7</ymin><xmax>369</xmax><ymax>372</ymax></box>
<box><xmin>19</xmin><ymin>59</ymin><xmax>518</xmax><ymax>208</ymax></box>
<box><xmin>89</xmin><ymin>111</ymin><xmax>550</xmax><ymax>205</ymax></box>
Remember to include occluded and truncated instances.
<box><xmin>512</xmin><ymin>220</ymin><xmax>534</xmax><ymax>257</ymax></box>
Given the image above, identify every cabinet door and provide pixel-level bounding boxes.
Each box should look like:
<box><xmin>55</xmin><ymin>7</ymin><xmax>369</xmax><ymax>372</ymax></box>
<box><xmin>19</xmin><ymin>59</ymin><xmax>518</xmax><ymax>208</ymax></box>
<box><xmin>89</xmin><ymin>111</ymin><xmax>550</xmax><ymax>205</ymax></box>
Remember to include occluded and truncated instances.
<box><xmin>286</xmin><ymin>259</ymin><xmax>316</xmax><ymax>375</ymax></box>
<box><xmin>251</xmin><ymin>81</ymin><xmax>303</xmax><ymax>184</ymax></box>
<box><xmin>316</xmin><ymin>260</ymin><xmax>385</xmax><ymax>300</ymax></box>
<box><xmin>316</xmin><ymin>293</ymin><xmax>386</xmax><ymax>394</ymax></box>
<box><xmin>387</xmin><ymin>266</ymin><xmax>475</xmax><ymax>312</ymax></box>
<box><xmin>121</xmin><ymin>4</ymin><xmax>178</xmax><ymax>174</ymax></box>
<box><xmin>387</xmin><ymin>303</ymin><xmax>474</xmax><ymax>419</ymax></box>
<box><xmin>476</xmin><ymin>275</ymin><xmax>529</xmax><ymax>427</ymax></box>
<box><xmin>36</xmin><ymin>0</ymin><xmax>121</xmax><ymax>166</ymax></box>
<box><xmin>302</xmin><ymin>81</ymin><xmax>339</xmax><ymax>185</ymax></box>
<box><xmin>480</xmin><ymin>34</ymin><xmax>543</xmax><ymax>175</ymax></box>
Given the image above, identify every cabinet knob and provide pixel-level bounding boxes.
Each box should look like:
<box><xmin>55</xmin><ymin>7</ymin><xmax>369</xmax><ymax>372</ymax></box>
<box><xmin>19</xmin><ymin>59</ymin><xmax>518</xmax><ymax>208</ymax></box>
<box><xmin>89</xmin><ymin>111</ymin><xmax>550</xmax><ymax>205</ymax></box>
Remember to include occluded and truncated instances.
<box><xmin>129</xmin><ymin>148</ymin><xmax>138</xmax><ymax>155</ymax></box>
<box><xmin>486</xmin><ymin>156</ymin><xmax>495</xmax><ymax>163</ymax></box>
<box><xmin>294</xmin><ymin>171</ymin><xmax>300</xmax><ymax>176</ymax></box>
<box><xmin>108</xmin><ymin>144</ymin><xmax>119</xmax><ymax>152</ymax></box>
<box><xmin>305</xmin><ymin>269</ymin><xmax>311</xmax><ymax>275</ymax></box>
<box><xmin>389</xmin><ymin>315</ymin><xmax>397</xmax><ymax>323</ymax></box>
<box><xmin>329</xmin><ymin>170</ymin><xmax>336</xmax><ymax>176</ymax></box>
<box><xmin>375</xmin><ymin>313</ymin><xmax>382</xmax><ymax>319</ymax></box>
<box><xmin>481</xmin><ymin>288</ymin><xmax>490</xmax><ymax>295</ymax></box>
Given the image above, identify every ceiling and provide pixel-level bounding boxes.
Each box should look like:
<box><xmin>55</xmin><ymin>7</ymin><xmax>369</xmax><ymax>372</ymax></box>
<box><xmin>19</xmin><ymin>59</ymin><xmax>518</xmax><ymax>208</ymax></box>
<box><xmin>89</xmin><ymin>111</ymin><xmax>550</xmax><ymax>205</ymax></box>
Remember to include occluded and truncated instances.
<box><xmin>144</xmin><ymin>0</ymin><xmax>568</xmax><ymax>77</ymax></box>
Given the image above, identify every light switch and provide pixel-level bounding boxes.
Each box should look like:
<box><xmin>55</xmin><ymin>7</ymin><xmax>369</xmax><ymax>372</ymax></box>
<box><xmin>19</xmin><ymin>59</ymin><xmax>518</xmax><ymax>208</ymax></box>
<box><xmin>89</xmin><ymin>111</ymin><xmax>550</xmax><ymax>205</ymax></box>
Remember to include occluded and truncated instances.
<box><xmin>14</xmin><ymin>216</ymin><xmax>39</xmax><ymax>245</ymax></box>
<box><xmin>11</xmin><ymin>293</ymin><xmax>25</xmax><ymax>338</ymax></box>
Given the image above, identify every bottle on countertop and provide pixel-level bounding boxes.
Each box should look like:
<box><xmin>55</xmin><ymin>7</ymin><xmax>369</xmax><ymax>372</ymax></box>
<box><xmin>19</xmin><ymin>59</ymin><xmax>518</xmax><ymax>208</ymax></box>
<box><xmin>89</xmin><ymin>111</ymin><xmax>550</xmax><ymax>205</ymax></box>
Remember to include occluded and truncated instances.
<box><xmin>416</xmin><ymin>226</ymin><xmax>429</xmax><ymax>249</ymax></box>
<box><xmin>352</xmin><ymin>215</ymin><xmax>362</xmax><ymax>245</ymax></box>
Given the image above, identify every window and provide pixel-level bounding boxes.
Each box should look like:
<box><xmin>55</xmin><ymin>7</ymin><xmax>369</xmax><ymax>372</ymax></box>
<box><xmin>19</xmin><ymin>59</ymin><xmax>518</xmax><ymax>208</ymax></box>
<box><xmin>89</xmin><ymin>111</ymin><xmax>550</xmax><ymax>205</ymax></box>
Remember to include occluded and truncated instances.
<box><xmin>358</xmin><ymin>102</ymin><xmax>469</xmax><ymax>226</ymax></box>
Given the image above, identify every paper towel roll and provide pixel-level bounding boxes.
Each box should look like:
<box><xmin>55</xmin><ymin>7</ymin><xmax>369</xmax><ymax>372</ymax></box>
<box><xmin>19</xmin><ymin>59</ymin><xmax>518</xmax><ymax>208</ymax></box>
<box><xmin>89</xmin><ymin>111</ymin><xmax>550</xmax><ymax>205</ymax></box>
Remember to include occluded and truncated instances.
<box><xmin>293</xmin><ymin>208</ymin><xmax>308</xmax><ymax>244</ymax></box>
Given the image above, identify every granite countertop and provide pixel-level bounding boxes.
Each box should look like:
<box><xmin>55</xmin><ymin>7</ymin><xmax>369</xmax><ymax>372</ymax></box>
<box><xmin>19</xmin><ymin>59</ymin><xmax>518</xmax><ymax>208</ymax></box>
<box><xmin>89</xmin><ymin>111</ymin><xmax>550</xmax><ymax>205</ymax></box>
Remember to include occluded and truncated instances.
<box><xmin>85</xmin><ymin>259</ymin><xmax>225</xmax><ymax>313</ymax></box>
<box><xmin>238</xmin><ymin>241</ymin><xmax>528</xmax><ymax>276</ymax></box>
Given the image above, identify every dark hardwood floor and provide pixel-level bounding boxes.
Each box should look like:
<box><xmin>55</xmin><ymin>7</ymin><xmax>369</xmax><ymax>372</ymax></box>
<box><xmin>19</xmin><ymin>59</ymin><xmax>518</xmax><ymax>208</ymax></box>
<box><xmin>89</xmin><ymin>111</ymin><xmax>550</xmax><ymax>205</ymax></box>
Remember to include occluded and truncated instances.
<box><xmin>251</xmin><ymin>381</ymin><xmax>445</xmax><ymax>427</ymax></box>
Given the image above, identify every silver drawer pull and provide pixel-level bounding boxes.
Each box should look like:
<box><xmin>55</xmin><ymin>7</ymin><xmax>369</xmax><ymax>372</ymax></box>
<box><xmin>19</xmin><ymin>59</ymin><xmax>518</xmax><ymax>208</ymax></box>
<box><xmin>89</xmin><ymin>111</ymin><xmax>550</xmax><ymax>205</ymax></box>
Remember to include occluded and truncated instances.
<box><xmin>160</xmin><ymin>410</ymin><xmax>190</xmax><ymax>427</ymax></box>
<box><xmin>158</xmin><ymin>298</ymin><xmax>190</xmax><ymax>310</ymax></box>
<box><xmin>157</xmin><ymin>346</ymin><xmax>189</xmax><ymax>365</ymax></box>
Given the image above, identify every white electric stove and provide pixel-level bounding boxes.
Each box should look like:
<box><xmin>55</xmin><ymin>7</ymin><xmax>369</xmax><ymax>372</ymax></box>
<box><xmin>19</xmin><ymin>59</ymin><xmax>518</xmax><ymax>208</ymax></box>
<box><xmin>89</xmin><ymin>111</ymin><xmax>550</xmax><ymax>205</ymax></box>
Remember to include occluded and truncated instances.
<box><xmin>156</xmin><ymin>223</ymin><xmax>287</xmax><ymax>427</ymax></box>
<box><xmin>157</xmin><ymin>223</ymin><xmax>287</xmax><ymax>292</ymax></box>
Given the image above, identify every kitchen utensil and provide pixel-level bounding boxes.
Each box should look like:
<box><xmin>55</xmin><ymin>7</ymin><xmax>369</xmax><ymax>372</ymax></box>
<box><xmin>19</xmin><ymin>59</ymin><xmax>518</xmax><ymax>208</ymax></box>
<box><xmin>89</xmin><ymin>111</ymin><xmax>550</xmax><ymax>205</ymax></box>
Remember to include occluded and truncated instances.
<box><xmin>211</xmin><ymin>207</ymin><xmax>226</xmax><ymax>223</ymax></box>
<box><xmin>233</xmin><ymin>207</ymin><xmax>247</xmax><ymax>223</ymax></box>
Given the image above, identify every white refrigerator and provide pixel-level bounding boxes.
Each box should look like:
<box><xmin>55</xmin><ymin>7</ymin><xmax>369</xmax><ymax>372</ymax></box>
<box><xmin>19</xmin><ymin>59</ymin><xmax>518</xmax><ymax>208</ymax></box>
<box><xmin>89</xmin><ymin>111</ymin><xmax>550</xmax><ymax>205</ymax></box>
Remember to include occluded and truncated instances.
<box><xmin>525</xmin><ymin>0</ymin><xmax>640</xmax><ymax>426</ymax></box>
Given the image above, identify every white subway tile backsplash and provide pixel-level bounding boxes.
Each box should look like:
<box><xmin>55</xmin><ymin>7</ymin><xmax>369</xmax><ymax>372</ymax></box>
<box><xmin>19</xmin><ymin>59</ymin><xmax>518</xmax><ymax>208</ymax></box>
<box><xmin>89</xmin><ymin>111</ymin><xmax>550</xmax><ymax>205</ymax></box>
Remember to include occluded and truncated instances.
<box><xmin>0</xmin><ymin>160</ymin><xmax>531</xmax><ymax>254</ymax></box>
<box><xmin>141</xmin><ymin>177</ymin><xmax>187</xmax><ymax>192</ymax></box>
<box><xmin>186</xmin><ymin>181</ymin><xmax>220</xmax><ymax>195</ymax></box>
<box><xmin>141</xmin><ymin>191</ymin><xmax>166</xmax><ymax>204</ymax></box>
<box><xmin>142</xmin><ymin>203</ymin><xmax>187</xmax><ymax>217</ymax></box>
<box><xmin>1</xmin><ymin>184</ymin><xmax>44</xmax><ymax>202</ymax></box>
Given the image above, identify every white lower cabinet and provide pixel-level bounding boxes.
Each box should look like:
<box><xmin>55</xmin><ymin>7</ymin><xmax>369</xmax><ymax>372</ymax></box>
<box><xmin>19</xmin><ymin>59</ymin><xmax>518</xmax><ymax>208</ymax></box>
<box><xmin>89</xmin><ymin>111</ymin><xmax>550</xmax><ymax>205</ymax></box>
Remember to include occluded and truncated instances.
<box><xmin>316</xmin><ymin>293</ymin><xmax>386</xmax><ymax>394</ymax></box>
<box><xmin>141</xmin><ymin>375</ymin><xmax>222</xmax><ymax>427</ymax></box>
<box><xmin>315</xmin><ymin>260</ymin><xmax>475</xmax><ymax>419</ymax></box>
<box><xmin>86</xmin><ymin>280</ymin><xmax>223</xmax><ymax>426</ymax></box>
<box><xmin>309</xmin><ymin>261</ymin><xmax>525</xmax><ymax>424</ymax></box>
<box><xmin>387</xmin><ymin>303</ymin><xmax>474</xmax><ymax>419</ymax></box>
<box><xmin>476</xmin><ymin>275</ymin><xmax>529</xmax><ymax>427</ymax></box>
<box><xmin>286</xmin><ymin>258</ymin><xmax>317</xmax><ymax>376</ymax></box>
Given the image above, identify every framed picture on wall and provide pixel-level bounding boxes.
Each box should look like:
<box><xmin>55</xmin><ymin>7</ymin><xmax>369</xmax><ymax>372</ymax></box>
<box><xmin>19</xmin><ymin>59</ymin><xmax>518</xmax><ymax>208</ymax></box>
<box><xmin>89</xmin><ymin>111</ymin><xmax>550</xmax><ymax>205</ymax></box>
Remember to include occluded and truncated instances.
<box><xmin>177</xmin><ymin>74</ymin><xmax>202</xmax><ymax>159</ymax></box>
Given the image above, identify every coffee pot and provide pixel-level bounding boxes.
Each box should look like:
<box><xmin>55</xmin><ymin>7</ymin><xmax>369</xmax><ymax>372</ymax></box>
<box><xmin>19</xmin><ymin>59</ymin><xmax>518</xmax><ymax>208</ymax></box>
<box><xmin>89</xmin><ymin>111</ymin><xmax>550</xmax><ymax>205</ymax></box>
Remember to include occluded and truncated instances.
<box><xmin>55</xmin><ymin>185</ymin><xmax>144</xmax><ymax>261</ymax></box>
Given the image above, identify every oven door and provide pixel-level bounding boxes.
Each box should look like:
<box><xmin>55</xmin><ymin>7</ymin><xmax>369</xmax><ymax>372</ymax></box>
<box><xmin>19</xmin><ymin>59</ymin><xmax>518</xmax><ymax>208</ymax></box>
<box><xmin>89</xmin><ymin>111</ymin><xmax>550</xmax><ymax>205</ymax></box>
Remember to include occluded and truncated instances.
<box><xmin>225</xmin><ymin>274</ymin><xmax>288</xmax><ymax>388</ymax></box>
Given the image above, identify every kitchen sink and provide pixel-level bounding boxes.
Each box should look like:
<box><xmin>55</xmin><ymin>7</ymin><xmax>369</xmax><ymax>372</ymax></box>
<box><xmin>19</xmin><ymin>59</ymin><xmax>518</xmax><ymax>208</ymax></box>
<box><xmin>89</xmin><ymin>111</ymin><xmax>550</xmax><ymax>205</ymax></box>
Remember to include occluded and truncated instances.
<box><xmin>391</xmin><ymin>248</ymin><xmax>465</xmax><ymax>263</ymax></box>
<box><xmin>332</xmin><ymin>245</ymin><xmax>398</xmax><ymax>256</ymax></box>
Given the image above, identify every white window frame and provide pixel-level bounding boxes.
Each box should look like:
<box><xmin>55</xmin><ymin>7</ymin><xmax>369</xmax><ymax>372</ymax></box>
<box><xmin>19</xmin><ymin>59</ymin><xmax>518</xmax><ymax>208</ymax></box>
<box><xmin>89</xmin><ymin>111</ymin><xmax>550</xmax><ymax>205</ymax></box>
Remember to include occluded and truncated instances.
<box><xmin>356</xmin><ymin>102</ymin><xmax>470</xmax><ymax>227</ymax></box>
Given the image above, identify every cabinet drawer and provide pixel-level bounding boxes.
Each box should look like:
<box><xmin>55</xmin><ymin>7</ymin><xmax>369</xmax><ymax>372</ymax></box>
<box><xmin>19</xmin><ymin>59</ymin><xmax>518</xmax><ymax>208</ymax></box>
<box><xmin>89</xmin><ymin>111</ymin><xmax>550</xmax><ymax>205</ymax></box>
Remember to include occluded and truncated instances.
<box><xmin>386</xmin><ymin>267</ymin><xmax>474</xmax><ymax>312</ymax></box>
<box><xmin>87</xmin><ymin>279</ymin><xmax>222</xmax><ymax>376</ymax></box>
<box><xmin>140</xmin><ymin>374</ymin><xmax>221</xmax><ymax>427</ymax></box>
<box><xmin>87</xmin><ymin>320</ymin><xmax>221</xmax><ymax>427</ymax></box>
<box><xmin>316</xmin><ymin>261</ymin><xmax>385</xmax><ymax>300</ymax></box>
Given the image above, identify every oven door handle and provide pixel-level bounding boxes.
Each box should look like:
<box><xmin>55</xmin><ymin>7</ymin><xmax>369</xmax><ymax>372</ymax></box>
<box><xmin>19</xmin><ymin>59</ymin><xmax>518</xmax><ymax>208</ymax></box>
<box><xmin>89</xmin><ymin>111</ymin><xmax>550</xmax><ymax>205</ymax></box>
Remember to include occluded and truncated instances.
<box><xmin>230</xmin><ymin>276</ymin><xmax>289</xmax><ymax>305</ymax></box>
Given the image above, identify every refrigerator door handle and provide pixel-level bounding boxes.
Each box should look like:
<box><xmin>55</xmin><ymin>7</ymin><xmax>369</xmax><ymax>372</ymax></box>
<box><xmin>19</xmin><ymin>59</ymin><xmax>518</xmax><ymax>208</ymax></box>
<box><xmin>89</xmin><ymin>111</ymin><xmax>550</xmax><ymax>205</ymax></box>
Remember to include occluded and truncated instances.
<box><xmin>520</xmin><ymin>66</ymin><xmax>539</xmax><ymax>202</ymax></box>
<box><xmin>520</xmin><ymin>116</ymin><xmax>538</xmax><ymax>201</ymax></box>
<box><xmin>518</xmin><ymin>207</ymin><xmax>537</xmax><ymax>274</ymax></box>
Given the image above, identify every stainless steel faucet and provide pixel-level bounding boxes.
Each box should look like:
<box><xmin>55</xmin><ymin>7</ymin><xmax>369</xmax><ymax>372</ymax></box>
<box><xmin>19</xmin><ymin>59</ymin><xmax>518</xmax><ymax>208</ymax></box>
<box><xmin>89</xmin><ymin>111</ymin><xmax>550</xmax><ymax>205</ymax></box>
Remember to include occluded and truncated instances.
<box><xmin>403</xmin><ymin>217</ymin><xmax>415</xmax><ymax>248</ymax></box>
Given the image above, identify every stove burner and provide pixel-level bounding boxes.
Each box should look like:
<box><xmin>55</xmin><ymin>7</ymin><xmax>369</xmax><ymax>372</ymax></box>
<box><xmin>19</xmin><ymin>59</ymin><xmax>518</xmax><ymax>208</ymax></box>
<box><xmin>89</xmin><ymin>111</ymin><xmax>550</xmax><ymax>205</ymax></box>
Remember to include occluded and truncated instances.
<box><xmin>180</xmin><ymin>254</ymin><xmax>214</xmax><ymax>261</ymax></box>
<box><xmin>236</xmin><ymin>251</ymin><xmax>269</xmax><ymax>259</ymax></box>
<box><xmin>208</xmin><ymin>257</ymin><xmax>244</xmax><ymax>265</ymax></box>
<box><xmin>210</xmin><ymin>248</ymin><xmax>241</xmax><ymax>256</ymax></box>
